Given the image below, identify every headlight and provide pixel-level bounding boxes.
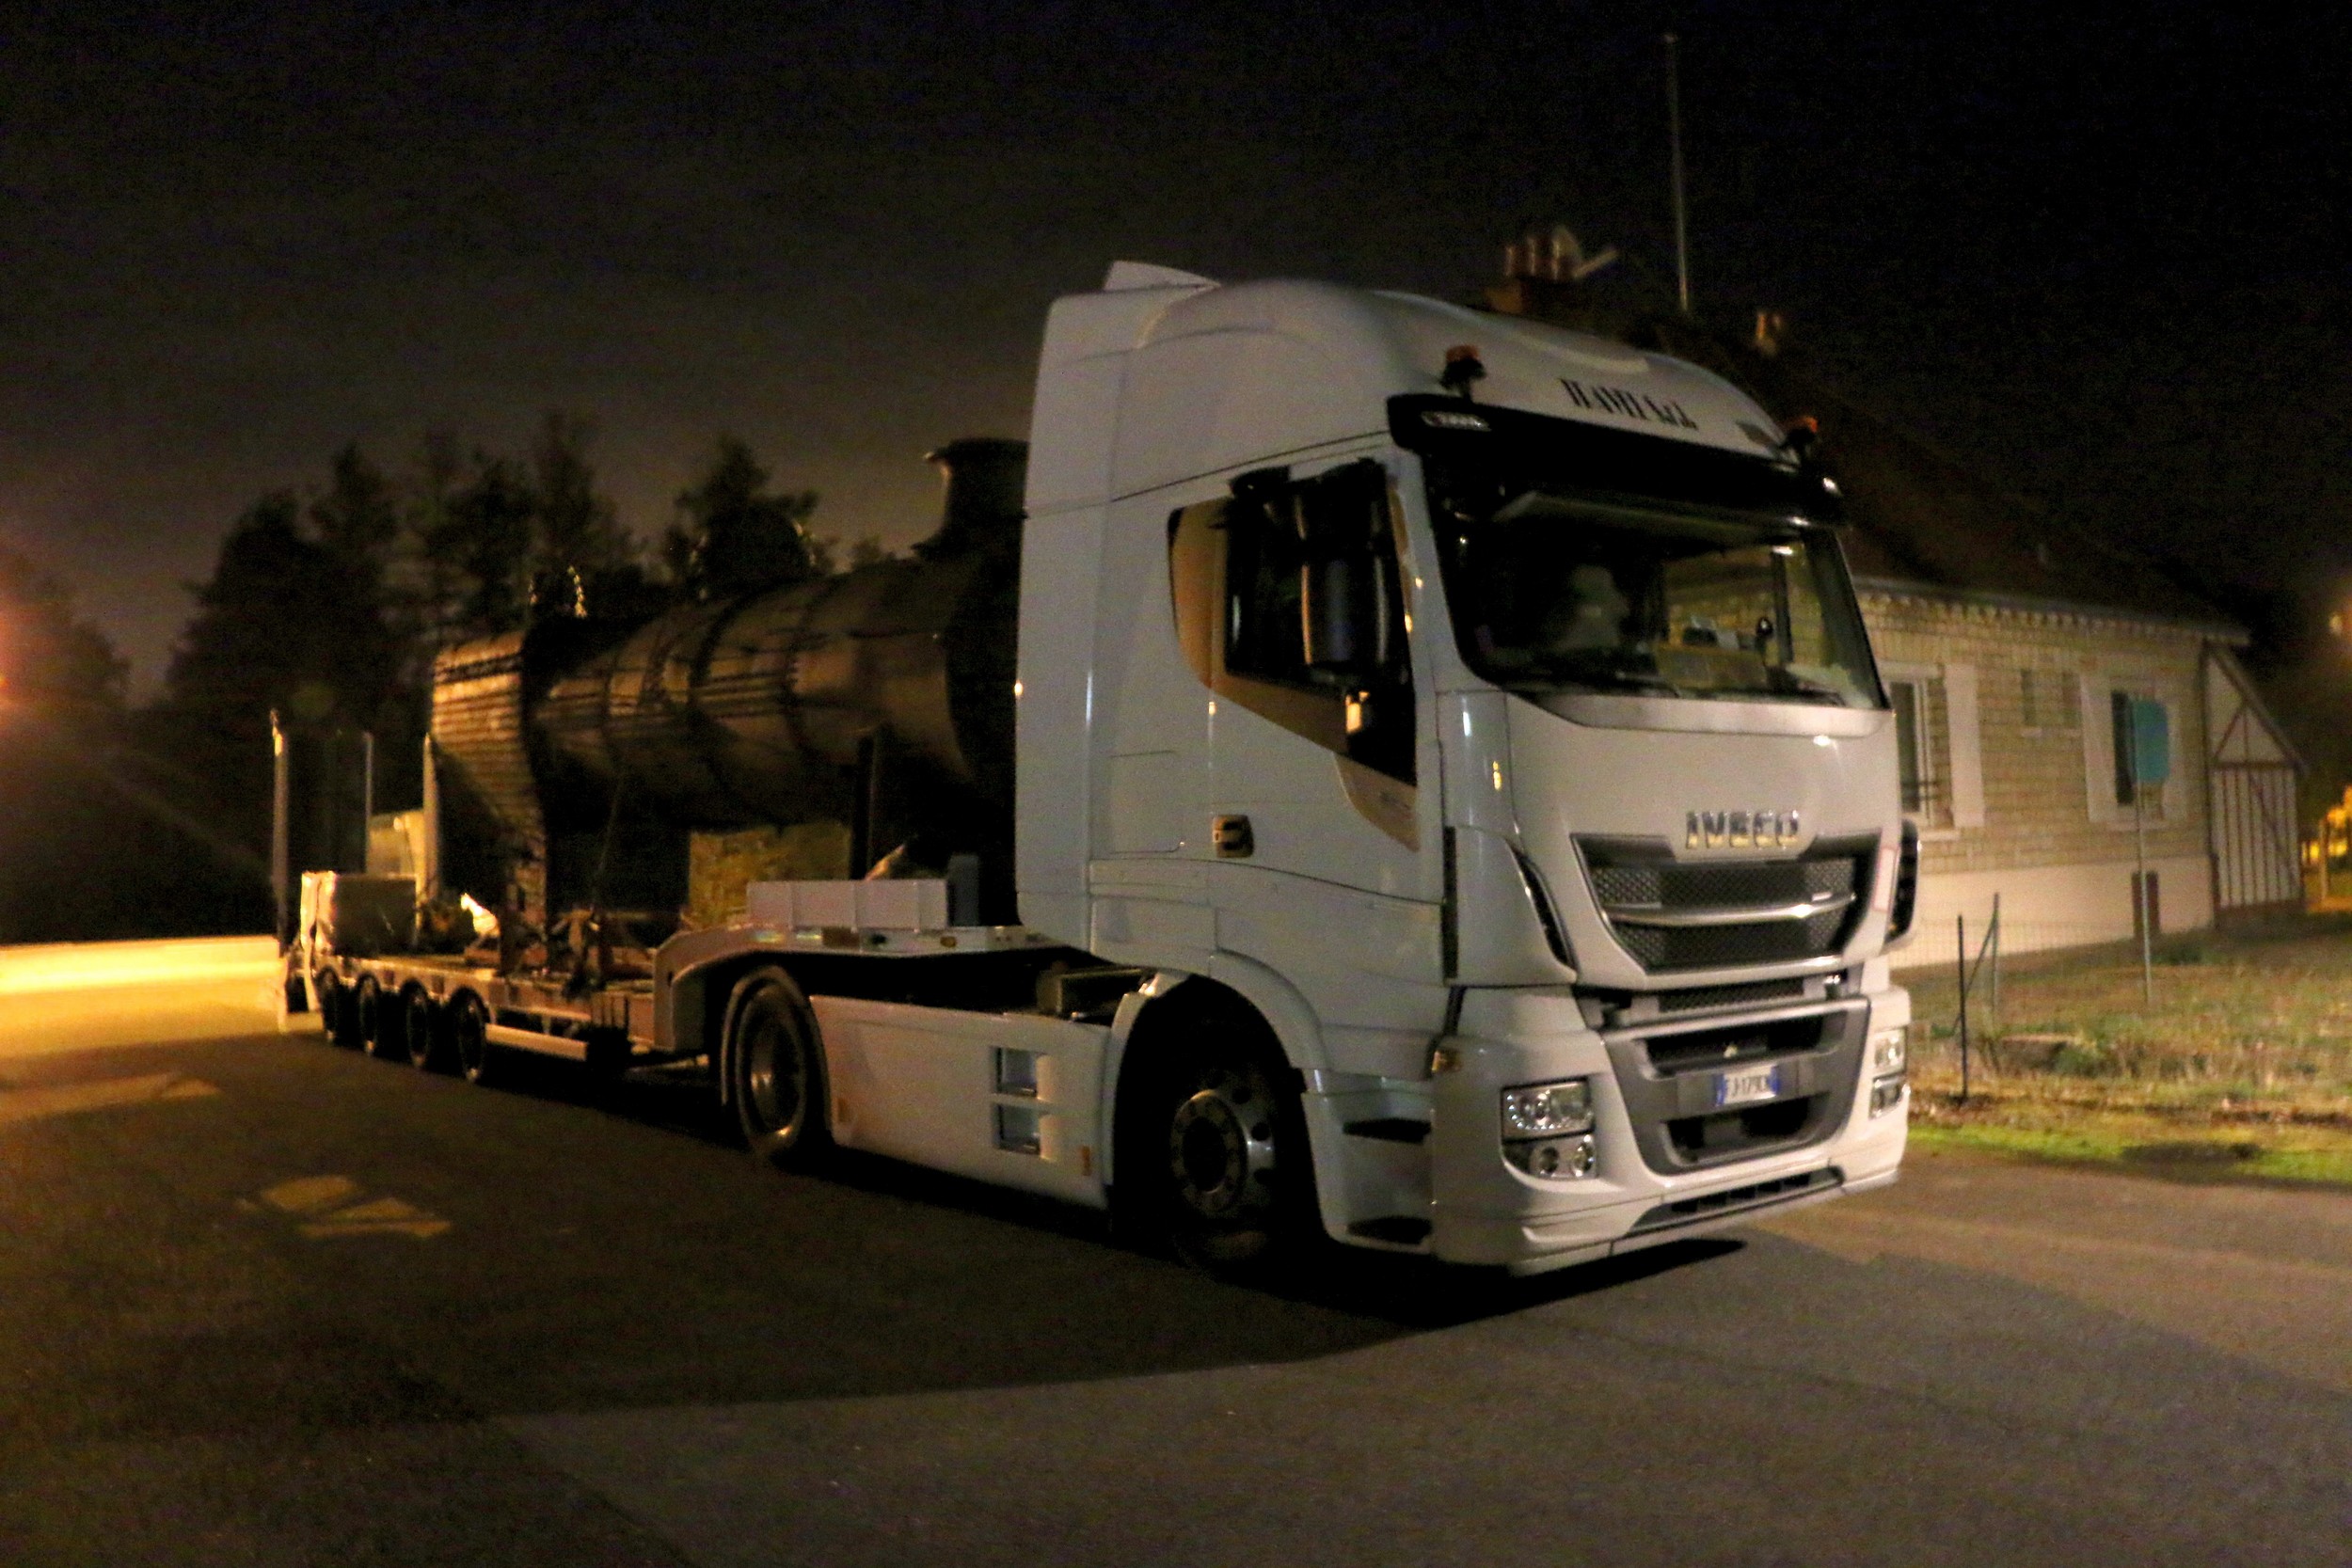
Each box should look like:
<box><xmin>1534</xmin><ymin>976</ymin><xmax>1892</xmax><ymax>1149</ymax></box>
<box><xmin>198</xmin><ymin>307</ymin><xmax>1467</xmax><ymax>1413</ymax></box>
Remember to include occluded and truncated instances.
<box><xmin>1504</xmin><ymin>1134</ymin><xmax>1597</xmax><ymax>1180</ymax></box>
<box><xmin>1501</xmin><ymin>1078</ymin><xmax>1595</xmax><ymax>1137</ymax></box>
<box><xmin>1870</xmin><ymin>1026</ymin><xmax>1907</xmax><ymax>1075</ymax></box>
<box><xmin>1868</xmin><ymin>1025</ymin><xmax>1908</xmax><ymax>1117</ymax></box>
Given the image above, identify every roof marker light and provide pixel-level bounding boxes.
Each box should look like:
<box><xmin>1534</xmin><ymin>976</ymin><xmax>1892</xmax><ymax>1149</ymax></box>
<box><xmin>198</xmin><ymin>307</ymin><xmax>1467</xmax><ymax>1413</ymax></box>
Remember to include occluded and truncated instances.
<box><xmin>1438</xmin><ymin>345</ymin><xmax>1487</xmax><ymax>402</ymax></box>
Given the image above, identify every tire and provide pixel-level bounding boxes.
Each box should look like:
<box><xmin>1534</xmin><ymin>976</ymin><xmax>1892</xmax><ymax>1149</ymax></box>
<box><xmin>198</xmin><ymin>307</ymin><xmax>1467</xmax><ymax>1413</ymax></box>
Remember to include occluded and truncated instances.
<box><xmin>1142</xmin><ymin>1036</ymin><xmax>1312</xmax><ymax>1275</ymax></box>
<box><xmin>726</xmin><ymin>970</ymin><xmax>830</xmax><ymax>1169</ymax></box>
<box><xmin>452</xmin><ymin>992</ymin><xmax>499</xmax><ymax>1086</ymax></box>
<box><xmin>405</xmin><ymin>990</ymin><xmax>447</xmax><ymax>1072</ymax></box>
<box><xmin>326</xmin><ymin>973</ymin><xmax>367</xmax><ymax>1048</ymax></box>
<box><xmin>358</xmin><ymin>978</ymin><xmax>405</xmax><ymax>1060</ymax></box>
<box><xmin>322</xmin><ymin>973</ymin><xmax>364</xmax><ymax>1050</ymax></box>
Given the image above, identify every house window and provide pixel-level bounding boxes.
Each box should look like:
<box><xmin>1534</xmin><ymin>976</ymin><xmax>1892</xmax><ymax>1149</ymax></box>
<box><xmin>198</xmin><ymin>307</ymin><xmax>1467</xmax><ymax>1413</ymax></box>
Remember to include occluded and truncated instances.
<box><xmin>1890</xmin><ymin>678</ymin><xmax>1942</xmax><ymax>817</ymax></box>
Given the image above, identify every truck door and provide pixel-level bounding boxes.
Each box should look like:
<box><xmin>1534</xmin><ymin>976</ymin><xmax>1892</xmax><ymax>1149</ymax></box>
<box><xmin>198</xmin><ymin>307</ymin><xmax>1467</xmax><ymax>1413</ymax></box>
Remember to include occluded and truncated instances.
<box><xmin>1168</xmin><ymin>456</ymin><xmax>1446</xmax><ymax>1073</ymax></box>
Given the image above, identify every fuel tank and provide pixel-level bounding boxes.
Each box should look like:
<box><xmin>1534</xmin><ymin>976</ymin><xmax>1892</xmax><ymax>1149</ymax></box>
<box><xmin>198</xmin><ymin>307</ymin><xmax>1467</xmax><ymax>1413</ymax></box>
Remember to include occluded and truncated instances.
<box><xmin>531</xmin><ymin>438</ymin><xmax>1024</xmax><ymax>837</ymax></box>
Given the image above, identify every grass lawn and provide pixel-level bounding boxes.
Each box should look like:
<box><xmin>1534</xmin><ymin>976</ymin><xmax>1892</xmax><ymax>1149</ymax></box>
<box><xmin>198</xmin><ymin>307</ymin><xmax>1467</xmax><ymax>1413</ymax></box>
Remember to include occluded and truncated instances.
<box><xmin>1897</xmin><ymin>915</ymin><xmax>2352</xmax><ymax>1187</ymax></box>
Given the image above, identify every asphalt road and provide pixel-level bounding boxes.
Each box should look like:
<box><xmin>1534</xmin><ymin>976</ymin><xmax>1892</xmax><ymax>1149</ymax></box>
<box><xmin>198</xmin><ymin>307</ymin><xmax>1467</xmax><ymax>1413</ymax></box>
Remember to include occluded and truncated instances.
<box><xmin>1</xmin><ymin>945</ymin><xmax>2347</xmax><ymax>1566</ymax></box>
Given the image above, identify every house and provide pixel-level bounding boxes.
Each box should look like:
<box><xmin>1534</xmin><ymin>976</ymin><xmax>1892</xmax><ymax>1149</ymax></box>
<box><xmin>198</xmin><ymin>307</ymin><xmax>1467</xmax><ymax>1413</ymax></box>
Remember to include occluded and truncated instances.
<box><xmin>1726</xmin><ymin>348</ymin><xmax>2304</xmax><ymax>968</ymax></box>
<box><xmin>1484</xmin><ymin>263</ymin><xmax>2305</xmax><ymax>969</ymax></box>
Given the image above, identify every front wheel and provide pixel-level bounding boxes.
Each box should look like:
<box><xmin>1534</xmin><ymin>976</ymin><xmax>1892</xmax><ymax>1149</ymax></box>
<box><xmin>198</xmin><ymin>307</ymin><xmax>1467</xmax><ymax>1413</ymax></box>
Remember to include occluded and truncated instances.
<box><xmin>1146</xmin><ymin>1041</ymin><xmax>1311</xmax><ymax>1275</ymax></box>
<box><xmin>726</xmin><ymin>971</ymin><xmax>829</xmax><ymax>1169</ymax></box>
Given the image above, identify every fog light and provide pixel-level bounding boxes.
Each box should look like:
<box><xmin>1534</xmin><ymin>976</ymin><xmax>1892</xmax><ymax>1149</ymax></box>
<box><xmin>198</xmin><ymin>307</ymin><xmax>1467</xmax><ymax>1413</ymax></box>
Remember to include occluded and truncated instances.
<box><xmin>1870</xmin><ymin>1026</ymin><xmax>1908</xmax><ymax>1075</ymax></box>
<box><xmin>1869</xmin><ymin>1072</ymin><xmax>1906</xmax><ymax>1117</ymax></box>
<box><xmin>1501</xmin><ymin>1078</ymin><xmax>1595</xmax><ymax>1137</ymax></box>
<box><xmin>1504</xmin><ymin>1132</ymin><xmax>1597</xmax><ymax>1180</ymax></box>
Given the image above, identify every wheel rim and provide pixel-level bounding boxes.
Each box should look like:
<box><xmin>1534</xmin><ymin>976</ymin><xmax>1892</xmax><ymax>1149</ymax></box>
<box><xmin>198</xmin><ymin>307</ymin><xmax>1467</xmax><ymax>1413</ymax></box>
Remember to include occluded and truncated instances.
<box><xmin>1167</xmin><ymin>1065</ymin><xmax>1279</xmax><ymax>1226</ymax></box>
<box><xmin>740</xmin><ymin>999</ymin><xmax>806</xmax><ymax>1142</ymax></box>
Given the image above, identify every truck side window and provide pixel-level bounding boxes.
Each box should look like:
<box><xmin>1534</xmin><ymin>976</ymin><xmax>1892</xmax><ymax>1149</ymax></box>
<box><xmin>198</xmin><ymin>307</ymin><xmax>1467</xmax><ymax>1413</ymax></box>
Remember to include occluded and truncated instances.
<box><xmin>1169</xmin><ymin>460</ymin><xmax>1415</xmax><ymax>784</ymax></box>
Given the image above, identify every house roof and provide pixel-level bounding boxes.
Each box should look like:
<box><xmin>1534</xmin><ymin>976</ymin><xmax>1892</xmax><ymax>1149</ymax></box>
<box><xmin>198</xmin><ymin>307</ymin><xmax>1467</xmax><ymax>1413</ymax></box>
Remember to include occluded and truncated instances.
<box><xmin>1475</xmin><ymin>279</ymin><xmax>2243</xmax><ymax>641</ymax></box>
<box><xmin>1631</xmin><ymin>317</ymin><xmax>2247</xmax><ymax>641</ymax></box>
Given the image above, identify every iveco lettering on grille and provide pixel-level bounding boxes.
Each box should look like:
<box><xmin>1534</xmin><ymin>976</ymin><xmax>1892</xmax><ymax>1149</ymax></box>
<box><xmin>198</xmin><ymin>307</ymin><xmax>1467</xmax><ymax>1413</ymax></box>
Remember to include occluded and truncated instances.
<box><xmin>1685</xmin><ymin>810</ymin><xmax>1803</xmax><ymax>850</ymax></box>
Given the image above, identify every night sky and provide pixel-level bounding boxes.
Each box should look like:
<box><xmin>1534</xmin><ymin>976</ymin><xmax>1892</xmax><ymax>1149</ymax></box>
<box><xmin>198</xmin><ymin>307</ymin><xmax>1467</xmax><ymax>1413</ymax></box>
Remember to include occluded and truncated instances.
<box><xmin>2</xmin><ymin>3</ymin><xmax>2344</xmax><ymax>692</ymax></box>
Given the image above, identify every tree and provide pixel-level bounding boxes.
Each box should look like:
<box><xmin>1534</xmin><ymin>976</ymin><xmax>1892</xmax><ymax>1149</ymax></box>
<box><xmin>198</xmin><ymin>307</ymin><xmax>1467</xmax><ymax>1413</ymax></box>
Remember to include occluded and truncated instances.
<box><xmin>415</xmin><ymin>448</ymin><xmax>536</xmax><ymax>641</ymax></box>
<box><xmin>666</xmin><ymin>436</ymin><xmax>822</xmax><ymax>601</ymax></box>
<box><xmin>0</xmin><ymin>546</ymin><xmax>126</xmax><ymax>714</ymax></box>
<box><xmin>310</xmin><ymin>441</ymin><xmax>400</xmax><ymax>582</ymax></box>
<box><xmin>530</xmin><ymin>411</ymin><xmax>660</xmax><ymax>619</ymax></box>
<box><xmin>0</xmin><ymin>546</ymin><xmax>269</xmax><ymax>941</ymax></box>
<box><xmin>410</xmin><ymin>415</ymin><xmax>660</xmax><ymax>634</ymax></box>
<box><xmin>155</xmin><ymin>460</ymin><xmax>422</xmax><ymax>858</ymax></box>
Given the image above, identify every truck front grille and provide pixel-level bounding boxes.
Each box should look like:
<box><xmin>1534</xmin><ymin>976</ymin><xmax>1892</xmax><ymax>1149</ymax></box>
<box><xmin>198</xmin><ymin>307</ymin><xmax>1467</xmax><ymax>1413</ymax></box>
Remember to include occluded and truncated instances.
<box><xmin>1600</xmin><ymin>1001</ymin><xmax>1868</xmax><ymax>1175</ymax></box>
<box><xmin>1578</xmin><ymin>833</ymin><xmax>1878</xmax><ymax>974</ymax></box>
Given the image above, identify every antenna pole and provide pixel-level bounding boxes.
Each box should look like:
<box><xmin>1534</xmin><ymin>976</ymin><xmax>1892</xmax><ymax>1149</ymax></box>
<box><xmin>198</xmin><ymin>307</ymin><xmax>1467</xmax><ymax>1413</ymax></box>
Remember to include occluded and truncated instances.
<box><xmin>1664</xmin><ymin>31</ymin><xmax>1692</xmax><ymax>318</ymax></box>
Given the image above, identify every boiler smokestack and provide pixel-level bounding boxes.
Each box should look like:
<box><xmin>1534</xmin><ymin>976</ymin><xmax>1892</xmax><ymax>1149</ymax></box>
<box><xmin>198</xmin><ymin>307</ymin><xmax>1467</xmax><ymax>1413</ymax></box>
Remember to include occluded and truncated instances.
<box><xmin>918</xmin><ymin>437</ymin><xmax>1028</xmax><ymax>561</ymax></box>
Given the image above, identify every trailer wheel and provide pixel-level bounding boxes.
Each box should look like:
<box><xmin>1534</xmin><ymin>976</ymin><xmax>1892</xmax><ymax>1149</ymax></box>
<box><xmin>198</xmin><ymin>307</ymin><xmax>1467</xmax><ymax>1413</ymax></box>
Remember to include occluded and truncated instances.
<box><xmin>334</xmin><ymin>973</ymin><xmax>373</xmax><ymax>1048</ymax></box>
<box><xmin>314</xmin><ymin>972</ymin><xmax>351</xmax><ymax>1046</ymax></box>
<box><xmin>358</xmin><ymin>978</ymin><xmax>404</xmax><ymax>1060</ymax></box>
<box><xmin>1140</xmin><ymin>1037</ymin><xmax>1311</xmax><ymax>1275</ymax></box>
<box><xmin>405</xmin><ymin>990</ymin><xmax>447</xmax><ymax>1072</ymax></box>
<box><xmin>726</xmin><ymin>970</ymin><xmax>829</xmax><ymax>1169</ymax></box>
<box><xmin>452</xmin><ymin>993</ymin><xmax>498</xmax><ymax>1086</ymax></box>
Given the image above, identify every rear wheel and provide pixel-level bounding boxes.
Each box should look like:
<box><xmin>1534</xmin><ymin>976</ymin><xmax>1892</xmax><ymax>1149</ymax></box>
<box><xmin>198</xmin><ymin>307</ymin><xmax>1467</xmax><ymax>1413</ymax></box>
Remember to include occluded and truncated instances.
<box><xmin>314</xmin><ymin>972</ymin><xmax>349</xmax><ymax>1045</ymax></box>
<box><xmin>326</xmin><ymin>973</ymin><xmax>367</xmax><ymax>1049</ymax></box>
<box><xmin>359</xmin><ymin>978</ymin><xmax>404</xmax><ymax>1060</ymax></box>
<box><xmin>452</xmin><ymin>993</ymin><xmax>498</xmax><ymax>1085</ymax></box>
<box><xmin>405</xmin><ymin>990</ymin><xmax>446</xmax><ymax>1072</ymax></box>
<box><xmin>727</xmin><ymin>970</ymin><xmax>829</xmax><ymax>1168</ymax></box>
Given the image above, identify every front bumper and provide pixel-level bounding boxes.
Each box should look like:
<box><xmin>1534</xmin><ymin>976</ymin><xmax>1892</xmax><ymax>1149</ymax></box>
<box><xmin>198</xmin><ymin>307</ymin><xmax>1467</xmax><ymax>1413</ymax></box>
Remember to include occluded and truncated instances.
<box><xmin>1426</xmin><ymin>987</ymin><xmax>1908</xmax><ymax>1273</ymax></box>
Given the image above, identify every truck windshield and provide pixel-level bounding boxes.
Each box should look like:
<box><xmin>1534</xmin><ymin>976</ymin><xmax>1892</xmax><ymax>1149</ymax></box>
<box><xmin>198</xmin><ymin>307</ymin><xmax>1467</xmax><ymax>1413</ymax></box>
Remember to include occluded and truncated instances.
<box><xmin>1427</xmin><ymin>483</ymin><xmax>1881</xmax><ymax>707</ymax></box>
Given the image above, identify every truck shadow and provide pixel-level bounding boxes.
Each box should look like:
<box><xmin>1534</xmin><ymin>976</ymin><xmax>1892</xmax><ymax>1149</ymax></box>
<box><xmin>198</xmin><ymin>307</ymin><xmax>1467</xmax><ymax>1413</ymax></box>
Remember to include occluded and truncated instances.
<box><xmin>409</xmin><ymin>1049</ymin><xmax>1750</xmax><ymax>1417</ymax></box>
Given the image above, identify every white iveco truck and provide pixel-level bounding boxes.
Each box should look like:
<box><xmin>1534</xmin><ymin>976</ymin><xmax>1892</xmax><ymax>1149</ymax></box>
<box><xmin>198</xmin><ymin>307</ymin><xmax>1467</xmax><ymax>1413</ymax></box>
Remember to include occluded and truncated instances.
<box><xmin>289</xmin><ymin>261</ymin><xmax>1917</xmax><ymax>1276</ymax></box>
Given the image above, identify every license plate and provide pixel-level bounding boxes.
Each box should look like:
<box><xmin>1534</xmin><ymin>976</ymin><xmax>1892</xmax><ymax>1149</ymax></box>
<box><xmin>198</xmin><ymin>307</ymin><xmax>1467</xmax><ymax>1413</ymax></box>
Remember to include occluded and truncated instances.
<box><xmin>1713</xmin><ymin>1061</ymin><xmax>1783</xmax><ymax>1109</ymax></box>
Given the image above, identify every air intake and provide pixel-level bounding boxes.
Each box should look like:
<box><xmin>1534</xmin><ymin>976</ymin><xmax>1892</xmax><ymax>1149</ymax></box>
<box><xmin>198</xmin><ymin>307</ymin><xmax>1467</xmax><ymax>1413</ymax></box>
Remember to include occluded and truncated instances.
<box><xmin>1578</xmin><ymin>833</ymin><xmax>1877</xmax><ymax>973</ymax></box>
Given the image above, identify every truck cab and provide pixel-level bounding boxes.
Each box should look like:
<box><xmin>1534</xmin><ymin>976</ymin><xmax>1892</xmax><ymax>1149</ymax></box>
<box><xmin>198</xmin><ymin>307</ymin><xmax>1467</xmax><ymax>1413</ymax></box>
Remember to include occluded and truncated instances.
<box><xmin>1016</xmin><ymin>263</ymin><xmax>1914</xmax><ymax>1272</ymax></box>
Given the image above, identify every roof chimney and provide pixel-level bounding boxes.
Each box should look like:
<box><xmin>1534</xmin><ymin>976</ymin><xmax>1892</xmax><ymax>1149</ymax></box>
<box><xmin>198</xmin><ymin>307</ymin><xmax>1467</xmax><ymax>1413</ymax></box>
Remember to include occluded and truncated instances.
<box><xmin>1485</xmin><ymin>223</ymin><xmax>1623</xmax><ymax>333</ymax></box>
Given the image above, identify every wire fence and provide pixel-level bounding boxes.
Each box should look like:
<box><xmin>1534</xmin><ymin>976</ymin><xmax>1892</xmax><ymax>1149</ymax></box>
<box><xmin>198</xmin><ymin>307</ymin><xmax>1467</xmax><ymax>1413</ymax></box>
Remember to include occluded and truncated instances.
<box><xmin>1896</xmin><ymin>902</ymin><xmax>2352</xmax><ymax>1104</ymax></box>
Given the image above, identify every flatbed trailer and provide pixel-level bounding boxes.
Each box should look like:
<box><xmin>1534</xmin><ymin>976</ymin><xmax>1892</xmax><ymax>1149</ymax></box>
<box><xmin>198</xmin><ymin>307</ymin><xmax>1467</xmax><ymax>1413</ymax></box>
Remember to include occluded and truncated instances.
<box><xmin>300</xmin><ymin>895</ymin><xmax>1163</xmax><ymax>1211</ymax></box>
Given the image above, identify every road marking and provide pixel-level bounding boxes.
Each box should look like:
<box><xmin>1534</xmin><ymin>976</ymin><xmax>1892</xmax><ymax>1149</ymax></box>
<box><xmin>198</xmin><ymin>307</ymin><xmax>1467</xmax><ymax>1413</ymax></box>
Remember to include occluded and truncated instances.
<box><xmin>0</xmin><ymin>1070</ymin><xmax>221</xmax><ymax>1127</ymax></box>
<box><xmin>298</xmin><ymin>1196</ymin><xmax>450</xmax><ymax>1240</ymax></box>
<box><xmin>261</xmin><ymin>1175</ymin><xmax>362</xmax><ymax>1213</ymax></box>
<box><xmin>257</xmin><ymin>1175</ymin><xmax>450</xmax><ymax>1240</ymax></box>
